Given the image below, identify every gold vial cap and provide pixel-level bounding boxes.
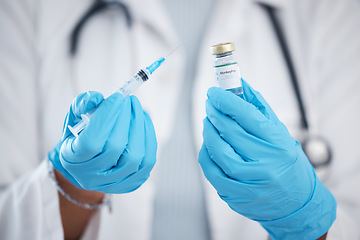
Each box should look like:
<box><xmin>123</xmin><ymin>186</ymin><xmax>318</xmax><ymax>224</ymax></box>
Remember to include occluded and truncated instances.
<box><xmin>210</xmin><ymin>42</ymin><xmax>235</xmax><ymax>55</ymax></box>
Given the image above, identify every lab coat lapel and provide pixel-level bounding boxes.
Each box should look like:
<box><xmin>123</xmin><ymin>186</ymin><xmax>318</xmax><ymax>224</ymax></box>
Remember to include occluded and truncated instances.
<box><xmin>125</xmin><ymin>0</ymin><xmax>184</xmax><ymax>146</ymax></box>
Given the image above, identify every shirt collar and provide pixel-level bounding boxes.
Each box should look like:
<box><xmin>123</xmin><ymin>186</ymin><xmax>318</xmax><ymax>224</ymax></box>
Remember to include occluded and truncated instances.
<box><xmin>122</xmin><ymin>0</ymin><xmax>179</xmax><ymax>46</ymax></box>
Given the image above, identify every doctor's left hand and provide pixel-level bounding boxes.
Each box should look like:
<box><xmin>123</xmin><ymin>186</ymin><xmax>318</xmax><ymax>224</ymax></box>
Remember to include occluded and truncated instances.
<box><xmin>198</xmin><ymin>80</ymin><xmax>336</xmax><ymax>240</ymax></box>
<box><xmin>49</xmin><ymin>91</ymin><xmax>157</xmax><ymax>194</ymax></box>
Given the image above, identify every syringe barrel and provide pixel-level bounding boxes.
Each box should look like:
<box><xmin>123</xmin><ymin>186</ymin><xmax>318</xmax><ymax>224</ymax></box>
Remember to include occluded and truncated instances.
<box><xmin>68</xmin><ymin>69</ymin><xmax>150</xmax><ymax>137</ymax></box>
<box><xmin>114</xmin><ymin>69</ymin><xmax>148</xmax><ymax>96</ymax></box>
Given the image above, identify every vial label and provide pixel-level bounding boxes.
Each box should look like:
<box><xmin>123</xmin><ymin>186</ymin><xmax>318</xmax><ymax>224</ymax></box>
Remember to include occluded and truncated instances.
<box><xmin>214</xmin><ymin>63</ymin><xmax>242</xmax><ymax>90</ymax></box>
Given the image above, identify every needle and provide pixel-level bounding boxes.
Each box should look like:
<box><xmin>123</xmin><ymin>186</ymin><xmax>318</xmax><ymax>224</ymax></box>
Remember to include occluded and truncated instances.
<box><xmin>165</xmin><ymin>42</ymin><xmax>184</xmax><ymax>59</ymax></box>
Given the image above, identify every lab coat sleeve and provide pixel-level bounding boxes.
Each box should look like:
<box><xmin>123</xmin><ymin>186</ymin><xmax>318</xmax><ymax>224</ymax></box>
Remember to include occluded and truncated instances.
<box><xmin>0</xmin><ymin>1</ymin><xmax>63</xmax><ymax>239</ymax></box>
<box><xmin>301</xmin><ymin>0</ymin><xmax>360</xmax><ymax>238</ymax></box>
<box><xmin>0</xmin><ymin>160</ymin><xmax>64</xmax><ymax>240</ymax></box>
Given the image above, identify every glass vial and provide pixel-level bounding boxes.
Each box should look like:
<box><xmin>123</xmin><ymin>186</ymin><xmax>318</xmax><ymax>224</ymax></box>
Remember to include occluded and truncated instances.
<box><xmin>210</xmin><ymin>42</ymin><xmax>243</xmax><ymax>96</ymax></box>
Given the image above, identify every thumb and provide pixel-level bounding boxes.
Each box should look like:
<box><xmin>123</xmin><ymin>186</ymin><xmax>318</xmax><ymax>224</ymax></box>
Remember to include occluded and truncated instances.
<box><xmin>62</xmin><ymin>91</ymin><xmax>104</xmax><ymax>140</ymax></box>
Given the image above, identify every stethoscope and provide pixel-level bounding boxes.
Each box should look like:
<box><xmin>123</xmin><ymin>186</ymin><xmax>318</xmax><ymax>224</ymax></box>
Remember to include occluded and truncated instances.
<box><xmin>69</xmin><ymin>0</ymin><xmax>332</xmax><ymax>169</ymax></box>
<box><xmin>259</xmin><ymin>3</ymin><xmax>332</xmax><ymax>169</ymax></box>
<box><xmin>69</xmin><ymin>0</ymin><xmax>132</xmax><ymax>56</ymax></box>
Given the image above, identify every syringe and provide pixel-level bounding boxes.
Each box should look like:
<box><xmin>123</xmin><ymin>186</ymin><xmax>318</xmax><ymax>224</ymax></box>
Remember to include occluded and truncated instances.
<box><xmin>68</xmin><ymin>57</ymin><xmax>166</xmax><ymax>137</ymax></box>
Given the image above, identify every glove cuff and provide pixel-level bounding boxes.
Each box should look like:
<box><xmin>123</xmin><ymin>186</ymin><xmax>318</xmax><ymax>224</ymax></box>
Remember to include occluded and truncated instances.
<box><xmin>48</xmin><ymin>141</ymin><xmax>82</xmax><ymax>188</ymax></box>
<box><xmin>259</xmin><ymin>173</ymin><xmax>336</xmax><ymax>240</ymax></box>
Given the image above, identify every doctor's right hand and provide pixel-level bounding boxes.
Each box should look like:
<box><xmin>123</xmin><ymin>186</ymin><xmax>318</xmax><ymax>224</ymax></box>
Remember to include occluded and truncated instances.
<box><xmin>49</xmin><ymin>91</ymin><xmax>157</xmax><ymax>194</ymax></box>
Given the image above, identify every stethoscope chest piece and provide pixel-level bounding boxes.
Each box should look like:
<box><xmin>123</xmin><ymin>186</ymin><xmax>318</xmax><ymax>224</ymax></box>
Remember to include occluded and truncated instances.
<box><xmin>302</xmin><ymin>136</ymin><xmax>332</xmax><ymax>168</ymax></box>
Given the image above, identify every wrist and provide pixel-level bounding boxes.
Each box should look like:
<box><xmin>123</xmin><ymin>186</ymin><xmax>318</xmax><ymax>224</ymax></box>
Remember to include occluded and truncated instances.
<box><xmin>318</xmin><ymin>232</ymin><xmax>328</xmax><ymax>240</ymax></box>
<box><xmin>259</xmin><ymin>173</ymin><xmax>336</xmax><ymax>240</ymax></box>
<box><xmin>54</xmin><ymin>169</ymin><xmax>105</xmax><ymax>205</ymax></box>
<box><xmin>48</xmin><ymin>141</ymin><xmax>83</xmax><ymax>188</ymax></box>
<box><xmin>50</xmin><ymin>166</ymin><xmax>108</xmax><ymax>239</ymax></box>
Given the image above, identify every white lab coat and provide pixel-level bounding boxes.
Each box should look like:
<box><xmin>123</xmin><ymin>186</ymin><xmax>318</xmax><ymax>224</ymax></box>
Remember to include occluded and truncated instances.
<box><xmin>0</xmin><ymin>0</ymin><xmax>359</xmax><ymax>239</ymax></box>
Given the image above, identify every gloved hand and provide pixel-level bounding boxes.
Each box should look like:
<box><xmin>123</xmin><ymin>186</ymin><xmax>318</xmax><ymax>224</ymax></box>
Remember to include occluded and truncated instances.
<box><xmin>199</xmin><ymin>80</ymin><xmax>336</xmax><ymax>240</ymax></box>
<box><xmin>49</xmin><ymin>91</ymin><xmax>157</xmax><ymax>194</ymax></box>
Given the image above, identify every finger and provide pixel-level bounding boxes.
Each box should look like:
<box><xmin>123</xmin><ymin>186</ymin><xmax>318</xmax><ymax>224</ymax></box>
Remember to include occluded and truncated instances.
<box><xmin>206</xmin><ymin>101</ymin><xmax>278</xmax><ymax>161</ymax></box>
<box><xmin>60</xmin><ymin>95</ymin><xmax>131</xmax><ymax>190</ymax></box>
<box><xmin>207</xmin><ymin>86</ymin><xmax>279</xmax><ymax>140</ymax></box>
<box><xmin>142</xmin><ymin>110</ymin><xmax>157</xmax><ymax>173</ymax></box>
<box><xmin>206</xmin><ymin>95</ymin><xmax>276</xmax><ymax>143</ymax></box>
<box><xmin>198</xmin><ymin>144</ymin><xmax>254</xmax><ymax>198</ymax></box>
<box><xmin>82</xmin><ymin>95</ymin><xmax>132</xmax><ymax>173</ymax></box>
<box><xmin>203</xmin><ymin>117</ymin><xmax>292</xmax><ymax>182</ymax></box>
<box><xmin>98</xmin><ymin>96</ymin><xmax>147</xmax><ymax>182</ymax></box>
<box><xmin>104</xmin><ymin>108</ymin><xmax>157</xmax><ymax>181</ymax></box>
<box><xmin>242</xmin><ymin>80</ymin><xmax>297</xmax><ymax>144</ymax></box>
<box><xmin>61</xmin><ymin>92</ymin><xmax>125</xmax><ymax>162</ymax></box>
<box><xmin>241</xmin><ymin>79</ymin><xmax>278</xmax><ymax>121</ymax></box>
<box><xmin>72</xmin><ymin>91</ymin><xmax>105</xmax><ymax>119</ymax></box>
<box><xmin>202</xmin><ymin>117</ymin><xmax>259</xmax><ymax>181</ymax></box>
<box><xmin>62</xmin><ymin>91</ymin><xmax>104</xmax><ymax>140</ymax></box>
<box><xmin>93</xmin><ymin>111</ymin><xmax>157</xmax><ymax>194</ymax></box>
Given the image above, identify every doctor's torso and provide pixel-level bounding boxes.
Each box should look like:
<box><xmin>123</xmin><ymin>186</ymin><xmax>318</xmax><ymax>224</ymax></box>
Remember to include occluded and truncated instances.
<box><xmin>38</xmin><ymin>0</ymin><xmax>305</xmax><ymax>162</ymax></box>
<box><xmin>13</xmin><ymin>0</ymin><xmax>358</xmax><ymax>239</ymax></box>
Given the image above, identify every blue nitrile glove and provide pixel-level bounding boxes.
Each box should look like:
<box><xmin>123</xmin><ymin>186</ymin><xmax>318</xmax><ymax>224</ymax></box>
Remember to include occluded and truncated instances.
<box><xmin>49</xmin><ymin>91</ymin><xmax>157</xmax><ymax>194</ymax></box>
<box><xmin>198</xmin><ymin>80</ymin><xmax>336</xmax><ymax>240</ymax></box>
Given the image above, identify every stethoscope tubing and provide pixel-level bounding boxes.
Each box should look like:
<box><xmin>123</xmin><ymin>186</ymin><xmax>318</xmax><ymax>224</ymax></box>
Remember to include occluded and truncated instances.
<box><xmin>259</xmin><ymin>3</ymin><xmax>332</xmax><ymax>168</ymax></box>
